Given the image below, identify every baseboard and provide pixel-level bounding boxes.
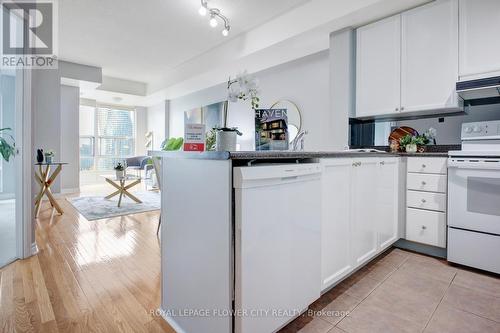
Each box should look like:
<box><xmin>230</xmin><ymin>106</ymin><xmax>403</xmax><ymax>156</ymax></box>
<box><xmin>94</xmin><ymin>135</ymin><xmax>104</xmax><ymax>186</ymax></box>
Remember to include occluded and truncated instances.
<box><xmin>393</xmin><ymin>239</ymin><xmax>447</xmax><ymax>259</ymax></box>
<box><xmin>158</xmin><ymin>309</ymin><xmax>187</xmax><ymax>333</ymax></box>
<box><xmin>61</xmin><ymin>187</ymin><xmax>80</xmax><ymax>195</ymax></box>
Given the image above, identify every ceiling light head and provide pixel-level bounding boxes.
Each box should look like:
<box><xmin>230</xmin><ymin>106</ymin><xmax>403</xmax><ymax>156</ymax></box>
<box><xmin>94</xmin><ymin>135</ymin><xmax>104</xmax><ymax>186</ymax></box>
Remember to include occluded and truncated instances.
<box><xmin>198</xmin><ymin>0</ymin><xmax>230</xmax><ymax>37</ymax></box>
<box><xmin>209</xmin><ymin>15</ymin><xmax>218</xmax><ymax>28</ymax></box>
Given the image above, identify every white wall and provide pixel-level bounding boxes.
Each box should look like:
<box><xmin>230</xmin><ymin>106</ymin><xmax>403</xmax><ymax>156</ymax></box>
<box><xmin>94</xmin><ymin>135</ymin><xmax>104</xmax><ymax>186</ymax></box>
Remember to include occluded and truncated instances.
<box><xmin>135</xmin><ymin>106</ymin><xmax>148</xmax><ymax>155</ymax></box>
<box><xmin>60</xmin><ymin>85</ymin><xmax>80</xmax><ymax>192</ymax></box>
<box><xmin>169</xmin><ymin>51</ymin><xmax>331</xmax><ymax>151</ymax></box>
<box><xmin>32</xmin><ymin>68</ymin><xmax>61</xmax><ymax>193</ymax></box>
<box><xmin>147</xmin><ymin>101</ymin><xmax>168</xmax><ymax>150</ymax></box>
<box><xmin>330</xmin><ymin>29</ymin><xmax>355</xmax><ymax>150</ymax></box>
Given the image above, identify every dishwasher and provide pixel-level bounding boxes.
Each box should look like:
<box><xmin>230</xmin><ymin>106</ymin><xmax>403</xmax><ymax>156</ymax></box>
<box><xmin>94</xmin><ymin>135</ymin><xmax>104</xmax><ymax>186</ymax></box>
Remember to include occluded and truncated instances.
<box><xmin>233</xmin><ymin>163</ymin><xmax>322</xmax><ymax>333</ymax></box>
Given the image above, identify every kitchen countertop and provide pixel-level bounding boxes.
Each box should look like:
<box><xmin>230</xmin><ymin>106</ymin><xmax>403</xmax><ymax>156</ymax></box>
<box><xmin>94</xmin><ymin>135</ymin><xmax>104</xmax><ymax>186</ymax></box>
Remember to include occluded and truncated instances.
<box><xmin>149</xmin><ymin>150</ymin><xmax>450</xmax><ymax>160</ymax></box>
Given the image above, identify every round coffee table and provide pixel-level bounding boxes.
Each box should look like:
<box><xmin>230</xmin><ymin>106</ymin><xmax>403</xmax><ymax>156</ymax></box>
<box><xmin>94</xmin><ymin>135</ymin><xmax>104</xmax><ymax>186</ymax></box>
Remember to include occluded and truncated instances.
<box><xmin>102</xmin><ymin>175</ymin><xmax>142</xmax><ymax>207</ymax></box>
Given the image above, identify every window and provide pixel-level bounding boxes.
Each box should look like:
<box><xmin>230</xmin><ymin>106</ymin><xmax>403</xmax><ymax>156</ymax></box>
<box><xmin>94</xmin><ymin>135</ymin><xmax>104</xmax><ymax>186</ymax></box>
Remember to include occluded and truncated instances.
<box><xmin>79</xmin><ymin>105</ymin><xmax>136</xmax><ymax>172</ymax></box>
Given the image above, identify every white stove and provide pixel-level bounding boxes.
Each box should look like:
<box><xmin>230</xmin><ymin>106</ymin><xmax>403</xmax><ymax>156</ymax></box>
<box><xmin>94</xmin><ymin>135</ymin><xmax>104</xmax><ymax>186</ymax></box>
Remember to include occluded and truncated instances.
<box><xmin>449</xmin><ymin>120</ymin><xmax>500</xmax><ymax>157</ymax></box>
<box><xmin>447</xmin><ymin>120</ymin><xmax>500</xmax><ymax>274</ymax></box>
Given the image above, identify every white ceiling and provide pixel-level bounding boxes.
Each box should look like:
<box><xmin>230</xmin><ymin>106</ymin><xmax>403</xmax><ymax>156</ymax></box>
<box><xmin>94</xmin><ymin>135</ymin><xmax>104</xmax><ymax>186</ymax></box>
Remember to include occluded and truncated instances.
<box><xmin>59</xmin><ymin>0</ymin><xmax>310</xmax><ymax>86</ymax></box>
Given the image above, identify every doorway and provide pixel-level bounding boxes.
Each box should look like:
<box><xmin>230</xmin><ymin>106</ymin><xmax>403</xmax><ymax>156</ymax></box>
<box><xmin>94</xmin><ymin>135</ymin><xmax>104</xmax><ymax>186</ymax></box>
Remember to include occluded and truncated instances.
<box><xmin>0</xmin><ymin>8</ymin><xmax>26</xmax><ymax>268</ymax></box>
<box><xmin>0</xmin><ymin>67</ymin><xmax>24</xmax><ymax>267</ymax></box>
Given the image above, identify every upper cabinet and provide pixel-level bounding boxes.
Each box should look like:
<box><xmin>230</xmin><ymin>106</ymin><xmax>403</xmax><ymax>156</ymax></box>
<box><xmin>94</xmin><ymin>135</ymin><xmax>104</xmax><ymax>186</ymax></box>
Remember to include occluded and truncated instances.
<box><xmin>356</xmin><ymin>15</ymin><xmax>401</xmax><ymax>118</ymax></box>
<box><xmin>459</xmin><ymin>0</ymin><xmax>500</xmax><ymax>80</ymax></box>
<box><xmin>355</xmin><ymin>0</ymin><xmax>461</xmax><ymax>119</ymax></box>
<box><xmin>401</xmin><ymin>0</ymin><xmax>459</xmax><ymax>113</ymax></box>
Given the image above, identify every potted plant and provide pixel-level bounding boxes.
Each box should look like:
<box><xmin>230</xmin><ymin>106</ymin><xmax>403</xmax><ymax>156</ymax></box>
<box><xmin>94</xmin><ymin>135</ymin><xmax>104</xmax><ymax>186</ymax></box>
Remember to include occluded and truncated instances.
<box><xmin>215</xmin><ymin>71</ymin><xmax>260</xmax><ymax>151</ymax></box>
<box><xmin>44</xmin><ymin>150</ymin><xmax>55</xmax><ymax>164</ymax></box>
<box><xmin>0</xmin><ymin>128</ymin><xmax>17</xmax><ymax>162</ymax></box>
<box><xmin>399</xmin><ymin>134</ymin><xmax>430</xmax><ymax>153</ymax></box>
<box><xmin>161</xmin><ymin>137</ymin><xmax>184</xmax><ymax>151</ymax></box>
<box><xmin>414</xmin><ymin>135</ymin><xmax>430</xmax><ymax>153</ymax></box>
<box><xmin>114</xmin><ymin>162</ymin><xmax>126</xmax><ymax>179</ymax></box>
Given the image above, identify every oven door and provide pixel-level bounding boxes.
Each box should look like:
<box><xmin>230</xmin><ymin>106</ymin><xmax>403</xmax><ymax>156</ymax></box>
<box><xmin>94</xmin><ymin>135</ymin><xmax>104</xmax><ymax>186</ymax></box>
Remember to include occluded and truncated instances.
<box><xmin>448</xmin><ymin>158</ymin><xmax>500</xmax><ymax>235</ymax></box>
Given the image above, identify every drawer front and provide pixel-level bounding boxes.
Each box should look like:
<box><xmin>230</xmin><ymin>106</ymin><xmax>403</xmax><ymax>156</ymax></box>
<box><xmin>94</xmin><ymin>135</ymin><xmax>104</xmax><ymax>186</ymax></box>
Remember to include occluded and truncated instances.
<box><xmin>408</xmin><ymin>157</ymin><xmax>447</xmax><ymax>174</ymax></box>
<box><xmin>448</xmin><ymin>228</ymin><xmax>500</xmax><ymax>274</ymax></box>
<box><xmin>407</xmin><ymin>173</ymin><xmax>447</xmax><ymax>193</ymax></box>
<box><xmin>406</xmin><ymin>208</ymin><xmax>446</xmax><ymax>248</ymax></box>
<box><xmin>407</xmin><ymin>190</ymin><xmax>447</xmax><ymax>212</ymax></box>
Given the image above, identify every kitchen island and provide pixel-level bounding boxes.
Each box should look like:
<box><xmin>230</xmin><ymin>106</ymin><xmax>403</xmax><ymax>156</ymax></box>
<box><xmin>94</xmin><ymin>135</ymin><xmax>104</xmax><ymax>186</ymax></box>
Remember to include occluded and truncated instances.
<box><xmin>150</xmin><ymin>150</ymin><xmax>446</xmax><ymax>333</ymax></box>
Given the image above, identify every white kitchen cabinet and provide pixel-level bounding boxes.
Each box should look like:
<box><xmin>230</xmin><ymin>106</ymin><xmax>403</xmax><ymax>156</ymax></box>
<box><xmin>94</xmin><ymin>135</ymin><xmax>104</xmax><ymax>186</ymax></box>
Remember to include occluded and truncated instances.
<box><xmin>407</xmin><ymin>208</ymin><xmax>447</xmax><ymax>247</ymax></box>
<box><xmin>407</xmin><ymin>173</ymin><xmax>447</xmax><ymax>193</ymax></box>
<box><xmin>356</xmin><ymin>0</ymin><xmax>461</xmax><ymax>119</ymax></box>
<box><xmin>401</xmin><ymin>0</ymin><xmax>459</xmax><ymax>113</ymax></box>
<box><xmin>350</xmin><ymin>158</ymin><xmax>379</xmax><ymax>266</ymax></box>
<box><xmin>377</xmin><ymin>158</ymin><xmax>400</xmax><ymax>251</ymax></box>
<box><xmin>356</xmin><ymin>15</ymin><xmax>401</xmax><ymax>118</ymax></box>
<box><xmin>459</xmin><ymin>0</ymin><xmax>500</xmax><ymax>80</ymax></box>
<box><xmin>321</xmin><ymin>157</ymin><xmax>401</xmax><ymax>291</ymax></box>
<box><xmin>405</xmin><ymin>157</ymin><xmax>448</xmax><ymax>248</ymax></box>
<box><xmin>321</xmin><ymin>159</ymin><xmax>353</xmax><ymax>291</ymax></box>
<box><xmin>408</xmin><ymin>157</ymin><xmax>448</xmax><ymax>174</ymax></box>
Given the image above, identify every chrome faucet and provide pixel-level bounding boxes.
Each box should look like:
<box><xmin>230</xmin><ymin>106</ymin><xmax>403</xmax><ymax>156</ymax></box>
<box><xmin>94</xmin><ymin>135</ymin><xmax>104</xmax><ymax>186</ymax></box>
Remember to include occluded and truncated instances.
<box><xmin>292</xmin><ymin>130</ymin><xmax>308</xmax><ymax>151</ymax></box>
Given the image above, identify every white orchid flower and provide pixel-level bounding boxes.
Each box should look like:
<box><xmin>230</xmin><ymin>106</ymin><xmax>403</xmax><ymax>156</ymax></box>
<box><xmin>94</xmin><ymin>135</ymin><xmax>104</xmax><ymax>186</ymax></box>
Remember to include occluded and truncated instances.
<box><xmin>228</xmin><ymin>91</ymin><xmax>239</xmax><ymax>103</ymax></box>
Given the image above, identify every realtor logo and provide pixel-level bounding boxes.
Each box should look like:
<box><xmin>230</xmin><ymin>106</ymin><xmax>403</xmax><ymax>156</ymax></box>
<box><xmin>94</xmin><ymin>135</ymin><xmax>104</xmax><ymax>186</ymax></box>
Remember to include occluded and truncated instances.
<box><xmin>1</xmin><ymin>0</ymin><xmax>58</xmax><ymax>68</ymax></box>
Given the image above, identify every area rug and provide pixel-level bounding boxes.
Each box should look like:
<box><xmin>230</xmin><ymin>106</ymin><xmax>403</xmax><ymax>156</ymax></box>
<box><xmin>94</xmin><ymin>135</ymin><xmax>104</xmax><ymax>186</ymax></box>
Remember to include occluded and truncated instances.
<box><xmin>67</xmin><ymin>191</ymin><xmax>161</xmax><ymax>221</ymax></box>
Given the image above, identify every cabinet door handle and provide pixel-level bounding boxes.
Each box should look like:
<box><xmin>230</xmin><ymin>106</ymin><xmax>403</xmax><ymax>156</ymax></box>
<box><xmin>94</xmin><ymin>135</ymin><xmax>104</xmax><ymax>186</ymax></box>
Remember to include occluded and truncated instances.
<box><xmin>380</xmin><ymin>161</ymin><xmax>385</xmax><ymax>165</ymax></box>
<box><xmin>421</xmin><ymin>199</ymin><xmax>426</xmax><ymax>203</ymax></box>
<box><xmin>395</xmin><ymin>107</ymin><xmax>399</xmax><ymax>111</ymax></box>
<box><xmin>422</xmin><ymin>164</ymin><xmax>426</xmax><ymax>168</ymax></box>
<box><xmin>401</xmin><ymin>107</ymin><xmax>405</xmax><ymax>111</ymax></box>
<box><xmin>421</xmin><ymin>181</ymin><xmax>427</xmax><ymax>186</ymax></box>
<box><xmin>422</xmin><ymin>225</ymin><xmax>427</xmax><ymax>230</ymax></box>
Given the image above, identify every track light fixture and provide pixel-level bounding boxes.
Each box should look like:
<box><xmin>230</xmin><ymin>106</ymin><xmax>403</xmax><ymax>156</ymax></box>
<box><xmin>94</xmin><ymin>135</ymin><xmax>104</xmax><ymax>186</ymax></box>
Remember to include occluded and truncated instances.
<box><xmin>198</xmin><ymin>0</ymin><xmax>231</xmax><ymax>37</ymax></box>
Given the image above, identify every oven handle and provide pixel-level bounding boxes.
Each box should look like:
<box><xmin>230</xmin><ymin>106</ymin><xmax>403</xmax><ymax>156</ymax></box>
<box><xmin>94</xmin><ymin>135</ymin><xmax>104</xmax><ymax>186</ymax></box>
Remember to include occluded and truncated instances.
<box><xmin>448</xmin><ymin>160</ymin><xmax>500</xmax><ymax>170</ymax></box>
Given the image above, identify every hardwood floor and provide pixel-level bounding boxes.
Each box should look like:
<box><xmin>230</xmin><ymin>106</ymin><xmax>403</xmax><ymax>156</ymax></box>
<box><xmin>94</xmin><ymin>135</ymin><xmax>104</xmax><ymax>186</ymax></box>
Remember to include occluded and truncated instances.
<box><xmin>0</xmin><ymin>196</ymin><xmax>175</xmax><ymax>333</ymax></box>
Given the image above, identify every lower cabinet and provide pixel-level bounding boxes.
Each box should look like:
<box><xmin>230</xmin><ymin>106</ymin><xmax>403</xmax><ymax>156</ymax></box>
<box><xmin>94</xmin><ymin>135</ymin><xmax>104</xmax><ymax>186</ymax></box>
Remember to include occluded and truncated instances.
<box><xmin>321</xmin><ymin>157</ymin><xmax>400</xmax><ymax>291</ymax></box>
<box><xmin>405</xmin><ymin>157</ymin><xmax>448</xmax><ymax>249</ymax></box>
<box><xmin>377</xmin><ymin>158</ymin><xmax>400</xmax><ymax>250</ymax></box>
<box><xmin>321</xmin><ymin>159</ymin><xmax>353</xmax><ymax>290</ymax></box>
<box><xmin>406</xmin><ymin>208</ymin><xmax>446</xmax><ymax>247</ymax></box>
<box><xmin>351</xmin><ymin>158</ymin><xmax>380</xmax><ymax>267</ymax></box>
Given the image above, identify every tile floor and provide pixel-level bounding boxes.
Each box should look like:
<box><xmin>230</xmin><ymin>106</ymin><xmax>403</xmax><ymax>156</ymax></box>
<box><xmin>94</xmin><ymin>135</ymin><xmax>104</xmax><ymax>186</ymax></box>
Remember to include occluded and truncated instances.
<box><xmin>280</xmin><ymin>248</ymin><xmax>500</xmax><ymax>333</ymax></box>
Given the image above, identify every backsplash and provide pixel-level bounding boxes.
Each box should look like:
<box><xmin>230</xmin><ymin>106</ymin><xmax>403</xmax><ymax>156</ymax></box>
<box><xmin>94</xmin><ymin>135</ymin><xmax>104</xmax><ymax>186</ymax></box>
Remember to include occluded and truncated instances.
<box><xmin>349</xmin><ymin>144</ymin><xmax>461</xmax><ymax>153</ymax></box>
<box><xmin>350</xmin><ymin>104</ymin><xmax>500</xmax><ymax>146</ymax></box>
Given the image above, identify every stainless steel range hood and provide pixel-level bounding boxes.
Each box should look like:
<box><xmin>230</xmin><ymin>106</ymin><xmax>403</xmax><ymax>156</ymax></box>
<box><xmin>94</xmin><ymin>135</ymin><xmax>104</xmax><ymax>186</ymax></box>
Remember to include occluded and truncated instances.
<box><xmin>457</xmin><ymin>76</ymin><xmax>500</xmax><ymax>104</ymax></box>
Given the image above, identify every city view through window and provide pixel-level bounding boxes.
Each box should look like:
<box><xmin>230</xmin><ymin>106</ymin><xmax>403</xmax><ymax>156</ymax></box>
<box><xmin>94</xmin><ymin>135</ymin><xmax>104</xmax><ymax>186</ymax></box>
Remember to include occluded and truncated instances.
<box><xmin>79</xmin><ymin>105</ymin><xmax>136</xmax><ymax>172</ymax></box>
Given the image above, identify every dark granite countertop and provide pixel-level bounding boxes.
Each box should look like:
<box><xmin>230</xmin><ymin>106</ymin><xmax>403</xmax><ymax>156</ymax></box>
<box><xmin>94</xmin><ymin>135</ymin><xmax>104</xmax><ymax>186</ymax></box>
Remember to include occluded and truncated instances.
<box><xmin>149</xmin><ymin>149</ymin><xmax>450</xmax><ymax>160</ymax></box>
<box><xmin>396</xmin><ymin>152</ymin><xmax>450</xmax><ymax>157</ymax></box>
